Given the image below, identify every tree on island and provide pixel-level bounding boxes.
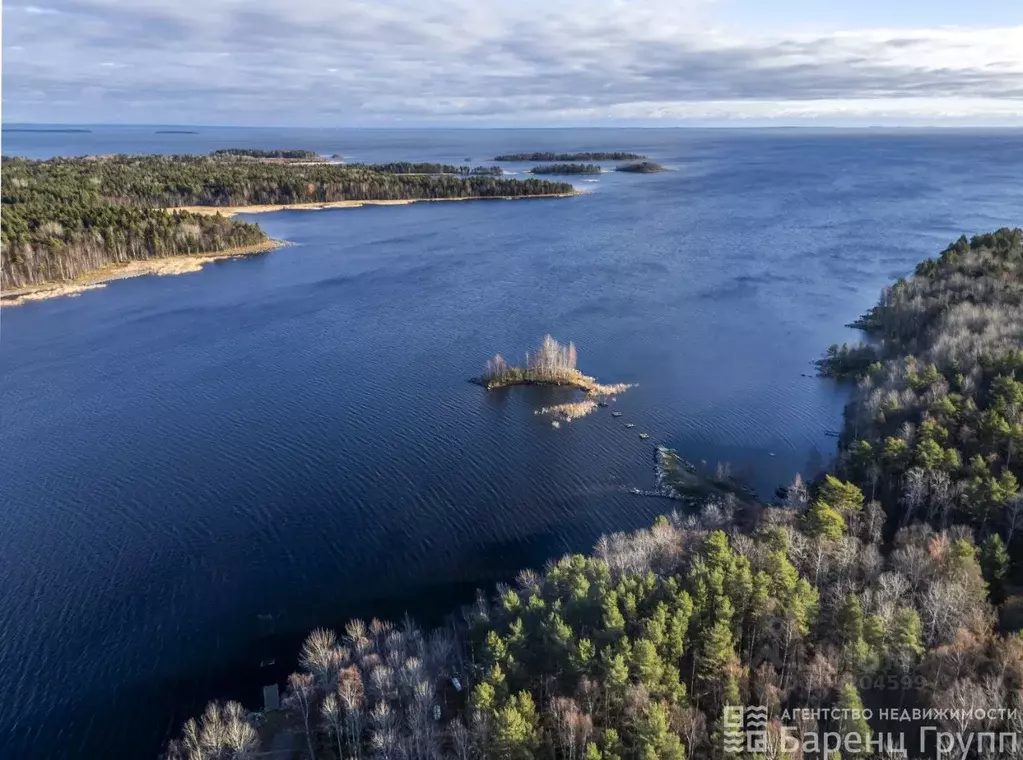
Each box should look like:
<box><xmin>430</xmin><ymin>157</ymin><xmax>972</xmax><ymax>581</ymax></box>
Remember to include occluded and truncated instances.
<box><xmin>484</xmin><ymin>335</ymin><xmax>578</xmax><ymax>385</ymax></box>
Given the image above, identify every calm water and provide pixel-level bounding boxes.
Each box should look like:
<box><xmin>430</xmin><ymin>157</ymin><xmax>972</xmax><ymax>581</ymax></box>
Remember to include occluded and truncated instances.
<box><xmin>1</xmin><ymin>127</ymin><xmax>1021</xmax><ymax>759</ymax></box>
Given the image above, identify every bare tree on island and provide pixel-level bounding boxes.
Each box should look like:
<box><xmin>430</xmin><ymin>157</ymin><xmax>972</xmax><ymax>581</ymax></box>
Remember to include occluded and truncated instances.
<box><xmin>525</xmin><ymin>334</ymin><xmax>579</xmax><ymax>382</ymax></box>
<box><xmin>483</xmin><ymin>335</ymin><xmax>579</xmax><ymax>386</ymax></box>
<box><xmin>481</xmin><ymin>335</ymin><xmax>627</xmax><ymax>391</ymax></box>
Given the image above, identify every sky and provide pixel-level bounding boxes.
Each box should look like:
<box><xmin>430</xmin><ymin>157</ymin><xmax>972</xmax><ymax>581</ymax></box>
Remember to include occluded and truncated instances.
<box><xmin>2</xmin><ymin>0</ymin><xmax>1022</xmax><ymax>127</ymax></box>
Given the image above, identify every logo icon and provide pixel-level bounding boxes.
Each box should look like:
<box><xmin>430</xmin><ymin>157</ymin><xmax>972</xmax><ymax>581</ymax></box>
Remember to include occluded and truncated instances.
<box><xmin>722</xmin><ymin>705</ymin><xmax>769</xmax><ymax>754</ymax></box>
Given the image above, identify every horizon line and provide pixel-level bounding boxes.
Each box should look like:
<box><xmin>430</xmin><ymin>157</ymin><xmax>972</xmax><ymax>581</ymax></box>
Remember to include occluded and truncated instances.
<box><xmin>5</xmin><ymin>122</ymin><xmax>1023</xmax><ymax>131</ymax></box>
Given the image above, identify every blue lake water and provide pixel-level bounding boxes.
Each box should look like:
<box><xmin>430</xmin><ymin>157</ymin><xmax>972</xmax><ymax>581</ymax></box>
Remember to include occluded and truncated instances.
<box><xmin>1</xmin><ymin>126</ymin><xmax>1021</xmax><ymax>759</ymax></box>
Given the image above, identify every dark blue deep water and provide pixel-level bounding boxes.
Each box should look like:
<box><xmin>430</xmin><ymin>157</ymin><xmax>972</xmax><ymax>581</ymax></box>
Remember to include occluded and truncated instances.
<box><xmin>1</xmin><ymin>127</ymin><xmax>1021</xmax><ymax>759</ymax></box>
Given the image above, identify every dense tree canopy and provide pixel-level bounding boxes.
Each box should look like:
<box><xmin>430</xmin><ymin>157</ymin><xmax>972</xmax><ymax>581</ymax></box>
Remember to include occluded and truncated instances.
<box><xmin>210</xmin><ymin>149</ymin><xmax>320</xmax><ymax>159</ymax></box>
<box><xmin>530</xmin><ymin>165</ymin><xmax>602</xmax><ymax>175</ymax></box>
<box><xmin>354</xmin><ymin>163</ymin><xmax>504</xmax><ymax>176</ymax></box>
<box><xmin>821</xmin><ymin>230</ymin><xmax>1023</xmax><ymax>543</ymax></box>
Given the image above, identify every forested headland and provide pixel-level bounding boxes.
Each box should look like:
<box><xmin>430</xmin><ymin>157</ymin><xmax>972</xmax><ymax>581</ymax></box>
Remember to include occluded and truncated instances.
<box><xmin>167</xmin><ymin>231</ymin><xmax>1023</xmax><ymax>760</ymax></box>
<box><xmin>352</xmin><ymin>163</ymin><xmax>504</xmax><ymax>176</ymax></box>
<box><xmin>495</xmin><ymin>153</ymin><xmax>646</xmax><ymax>162</ymax></box>
<box><xmin>530</xmin><ymin>164</ymin><xmax>602</xmax><ymax>175</ymax></box>
<box><xmin>0</xmin><ymin>154</ymin><xmax>573</xmax><ymax>290</ymax></box>
<box><xmin>820</xmin><ymin>228</ymin><xmax>1023</xmax><ymax>557</ymax></box>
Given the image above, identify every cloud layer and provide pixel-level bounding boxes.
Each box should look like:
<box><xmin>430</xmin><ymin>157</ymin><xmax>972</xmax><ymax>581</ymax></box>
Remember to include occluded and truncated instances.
<box><xmin>3</xmin><ymin>0</ymin><xmax>1022</xmax><ymax>125</ymax></box>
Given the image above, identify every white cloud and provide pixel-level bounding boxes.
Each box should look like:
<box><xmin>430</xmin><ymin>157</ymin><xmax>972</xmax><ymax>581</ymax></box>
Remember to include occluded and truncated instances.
<box><xmin>2</xmin><ymin>0</ymin><xmax>1021</xmax><ymax>124</ymax></box>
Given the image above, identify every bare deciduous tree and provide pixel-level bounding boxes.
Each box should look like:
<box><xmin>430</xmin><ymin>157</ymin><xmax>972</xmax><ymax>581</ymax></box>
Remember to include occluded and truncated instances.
<box><xmin>167</xmin><ymin>700</ymin><xmax>260</xmax><ymax>760</ymax></box>
<box><xmin>449</xmin><ymin>719</ymin><xmax>480</xmax><ymax>760</ymax></box>
<box><xmin>321</xmin><ymin>692</ymin><xmax>345</xmax><ymax>760</ymax></box>
<box><xmin>338</xmin><ymin>666</ymin><xmax>366</xmax><ymax>759</ymax></box>
<box><xmin>285</xmin><ymin>672</ymin><xmax>319</xmax><ymax>760</ymax></box>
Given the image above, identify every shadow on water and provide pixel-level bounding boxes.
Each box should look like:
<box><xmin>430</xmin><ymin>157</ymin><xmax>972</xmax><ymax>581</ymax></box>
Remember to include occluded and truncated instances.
<box><xmin>12</xmin><ymin>528</ymin><xmax>590</xmax><ymax>760</ymax></box>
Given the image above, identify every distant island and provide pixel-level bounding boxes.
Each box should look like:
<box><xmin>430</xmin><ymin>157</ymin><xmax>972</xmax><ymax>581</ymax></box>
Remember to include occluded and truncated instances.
<box><xmin>616</xmin><ymin>161</ymin><xmax>667</xmax><ymax>173</ymax></box>
<box><xmin>476</xmin><ymin>335</ymin><xmax>632</xmax><ymax>422</ymax></box>
<box><xmin>210</xmin><ymin>148</ymin><xmax>320</xmax><ymax>160</ymax></box>
<box><xmin>494</xmin><ymin>151</ymin><xmax>646</xmax><ymax>161</ymax></box>
<box><xmin>530</xmin><ymin>163</ymin><xmax>601</xmax><ymax>175</ymax></box>
<box><xmin>350</xmin><ymin>162</ymin><xmax>504</xmax><ymax>176</ymax></box>
<box><xmin>0</xmin><ymin>153</ymin><xmax>576</xmax><ymax>301</ymax></box>
<box><xmin>3</xmin><ymin>127</ymin><xmax>92</xmax><ymax>133</ymax></box>
<box><xmin>155</xmin><ymin>130</ymin><xmax>199</xmax><ymax>135</ymax></box>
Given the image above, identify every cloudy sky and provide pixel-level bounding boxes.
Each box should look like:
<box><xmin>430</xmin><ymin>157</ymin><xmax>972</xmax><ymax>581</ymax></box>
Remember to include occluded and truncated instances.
<box><xmin>3</xmin><ymin>0</ymin><xmax>1022</xmax><ymax>126</ymax></box>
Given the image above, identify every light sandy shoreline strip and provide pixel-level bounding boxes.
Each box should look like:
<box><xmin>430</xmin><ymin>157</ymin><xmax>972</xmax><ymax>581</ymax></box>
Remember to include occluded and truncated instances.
<box><xmin>1</xmin><ymin>239</ymin><xmax>288</xmax><ymax>307</ymax></box>
<box><xmin>167</xmin><ymin>192</ymin><xmax>581</xmax><ymax>217</ymax></box>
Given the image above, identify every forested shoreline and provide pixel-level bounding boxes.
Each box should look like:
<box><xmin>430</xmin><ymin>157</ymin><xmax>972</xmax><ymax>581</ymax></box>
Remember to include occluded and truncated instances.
<box><xmin>822</xmin><ymin>228</ymin><xmax>1023</xmax><ymax>576</ymax></box>
<box><xmin>354</xmin><ymin>163</ymin><xmax>504</xmax><ymax>176</ymax></box>
<box><xmin>495</xmin><ymin>153</ymin><xmax>645</xmax><ymax>162</ymax></box>
<box><xmin>0</xmin><ymin>154</ymin><xmax>573</xmax><ymax>290</ymax></box>
<box><xmin>168</xmin><ymin>231</ymin><xmax>1023</xmax><ymax>760</ymax></box>
<box><xmin>530</xmin><ymin>164</ymin><xmax>602</xmax><ymax>175</ymax></box>
<box><xmin>615</xmin><ymin>163</ymin><xmax>666</xmax><ymax>174</ymax></box>
<box><xmin>211</xmin><ymin>149</ymin><xmax>320</xmax><ymax>160</ymax></box>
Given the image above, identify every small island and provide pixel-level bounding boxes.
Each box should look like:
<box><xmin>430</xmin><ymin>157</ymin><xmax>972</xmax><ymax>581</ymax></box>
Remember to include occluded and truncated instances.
<box><xmin>616</xmin><ymin>161</ymin><xmax>667</xmax><ymax>173</ymax></box>
<box><xmin>210</xmin><ymin>148</ymin><xmax>320</xmax><ymax>160</ymax></box>
<box><xmin>494</xmin><ymin>152</ymin><xmax>646</xmax><ymax>162</ymax></box>
<box><xmin>529</xmin><ymin>163</ymin><xmax>601</xmax><ymax>175</ymax></box>
<box><xmin>155</xmin><ymin>130</ymin><xmax>199</xmax><ymax>135</ymax></box>
<box><xmin>477</xmin><ymin>335</ymin><xmax>632</xmax><ymax>422</ymax></box>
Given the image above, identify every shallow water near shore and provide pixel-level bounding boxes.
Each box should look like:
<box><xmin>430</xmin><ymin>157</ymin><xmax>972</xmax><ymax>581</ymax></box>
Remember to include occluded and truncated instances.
<box><xmin>2</xmin><ymin>126</ymin><xmax>1022</xmax><ymax>760</ymax></box>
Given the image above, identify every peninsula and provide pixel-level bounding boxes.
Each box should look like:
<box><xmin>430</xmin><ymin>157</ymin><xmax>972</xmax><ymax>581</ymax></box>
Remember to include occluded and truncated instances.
<box><xmin>0</xmin><ymin>153</ymin><xmax>575</xmax><ymax>300</ymax></box>
<box><xmin>494</xmin><ymin>151</ymin><xmax>646</xmax><ymax>161</ymax></box>
<box><xmin>348</xmin><ymin>162</ymin><xmax>504</xmax><ymax>175</ymax></box>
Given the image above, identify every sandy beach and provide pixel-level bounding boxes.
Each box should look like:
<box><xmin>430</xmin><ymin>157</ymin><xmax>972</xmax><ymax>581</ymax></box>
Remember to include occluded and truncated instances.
<box><xmin>167</xmin><ymin>192</ymin><xmax>580</xmax><ymax>217</ymax></box>
<box><xmin>1</xmin><ymin>239</ymin><xmax>287</xmax><ymax>307</ymax></box>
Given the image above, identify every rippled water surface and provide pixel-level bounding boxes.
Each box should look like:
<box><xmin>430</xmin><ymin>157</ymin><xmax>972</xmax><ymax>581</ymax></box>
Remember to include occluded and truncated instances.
<box><xmin>2</xmin><ymin>127</ymin><xmax>1022</xmax><ymax>759</ymax></box>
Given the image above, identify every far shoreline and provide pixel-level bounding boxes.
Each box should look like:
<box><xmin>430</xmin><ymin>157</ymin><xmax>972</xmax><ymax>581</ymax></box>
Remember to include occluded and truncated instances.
<box><xmin>1</xmin><ymin>239</ymin><xmax>289</xmax><ymax>307</ymax></box>
<box><xmin>166</xmin><ymin>192</ymin><xmax>582</xmax><ymax>217</ymax></box>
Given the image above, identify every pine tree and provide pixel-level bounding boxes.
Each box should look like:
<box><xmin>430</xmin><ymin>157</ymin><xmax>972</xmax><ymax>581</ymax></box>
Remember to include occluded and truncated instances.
<box><xmin>890</xmin><ymin>608</ymin><xmax>924</xmax><ymax>669</ymax></box>
<box><xmin>818</xmin><ymin>475</ymin><xmax>864</xmax><ymax>513</ymax></box>
<box><xmin>635</xmin><ymin>702</ymin><xmax>686</xmax><ymax>760</ymax></box>
<box><xmin>835</xmin><ymin>682</ymin><xmax>871</xmax><ymax>749</ymax></box>
<box><xmin>602</xmin><ymin>592</ymin><xmax>626</xmax><ymax>636</ymax></box>
<box><xmin>493</xmin><ymin>691</ymin><xmax>539</xmax><ymax>760</ymax></box>
<box><xmin>632</xmin><ymin>638</ymin><xmax>665</xmax><ymax>692</ymax></box>
<box><xmin>805</xmin><ymin>501</ymin><xmax>846</xmax><ymax>541</ymax></box>
<box><xmin>980</xmin><ymin>534</ymin><xmax>1010</xmax><ymax>602</ymax></box>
